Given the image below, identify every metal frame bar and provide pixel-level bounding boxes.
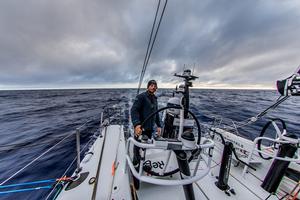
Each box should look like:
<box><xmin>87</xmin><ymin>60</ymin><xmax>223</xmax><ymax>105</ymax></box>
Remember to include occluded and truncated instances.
<box><xmin>75</xmin><ymin>128</ymin><xmax>82</xmax><ymax>173</ymax></box>
<box><xmin>242</xmin><ymin>136</ymin><xmax>300</xmax><ymax>176</ymax></box>
<box><xmin>125</xmin><ymin>137</ymin><xmax>214</xmax><ymax>186</ymax></box>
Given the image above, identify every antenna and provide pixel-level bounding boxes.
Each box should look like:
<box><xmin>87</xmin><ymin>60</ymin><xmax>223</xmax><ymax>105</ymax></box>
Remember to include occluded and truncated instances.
<box><xmin>192</xmin><ymin>63</ymin><xmax>195</xmax><ymax>75</ymax></box>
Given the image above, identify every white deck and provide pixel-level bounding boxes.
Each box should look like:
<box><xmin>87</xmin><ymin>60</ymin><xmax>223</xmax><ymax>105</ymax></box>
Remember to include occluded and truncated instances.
<box><xmin>56</xmin><ymin>125</ymin><xmax>299</xmax><ymax>200</ymax></box>
<box><xmin>56</xmin><ymin>125</ymin><xmax>131</xmax><ymax>200</ymax></box>
<box><xmin>136</xmin><ymin>135</ymin><xmax>298</xmax><ymax>200</ymax></box>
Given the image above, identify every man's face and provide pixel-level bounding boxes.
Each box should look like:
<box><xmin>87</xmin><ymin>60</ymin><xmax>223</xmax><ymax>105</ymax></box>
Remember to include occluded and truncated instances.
<box><xmin>148</xmin><ymin>84</ymin><xmax>157</xmax><ymax>94</ymax></box>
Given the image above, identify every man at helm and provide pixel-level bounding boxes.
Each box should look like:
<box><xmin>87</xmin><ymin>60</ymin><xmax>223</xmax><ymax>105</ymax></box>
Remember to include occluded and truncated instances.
<box><xmin>131</xmin><ymin>79</ymin><xmax>161</xmax><ymax>138</ymax></box>
<box><xmin>131</xmin><ymin>80</ymin><xmax>162</xmax><ymax>169</ymax></box>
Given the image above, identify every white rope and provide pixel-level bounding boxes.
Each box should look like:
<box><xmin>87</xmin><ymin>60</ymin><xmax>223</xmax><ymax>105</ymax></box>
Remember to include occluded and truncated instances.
<box><xmin>0</xmin><ymin>113</ymin><xmax>103</xmax><ymax>197</ymax></box>
<box><xmin>44</xmin><ymin>132</ymin><xmax>98</xmax><ymax>200</ymax></box>
<box><xmin>0</xmin><ymin>133</ymin><xmax>73</xmax><ymax>186</ymax></box>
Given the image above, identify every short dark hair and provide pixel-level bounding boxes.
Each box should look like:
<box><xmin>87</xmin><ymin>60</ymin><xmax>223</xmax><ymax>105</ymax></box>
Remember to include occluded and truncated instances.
<box><xmin>147</xmin><ymin>80</ymin><xmax>157</xmax><ymax>88</ymax></box>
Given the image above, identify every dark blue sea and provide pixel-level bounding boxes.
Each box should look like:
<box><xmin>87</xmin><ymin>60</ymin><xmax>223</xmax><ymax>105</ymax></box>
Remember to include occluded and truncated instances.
<box><xmin>0</xmin><ymin>89</ymin><xmax>299</xmax><ymax>199</ymax></box>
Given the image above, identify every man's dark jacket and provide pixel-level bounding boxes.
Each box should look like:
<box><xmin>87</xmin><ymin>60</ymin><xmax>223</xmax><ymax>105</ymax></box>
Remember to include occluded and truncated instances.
<box><xmin>131</xmin><ymin>91</ymin><xmax>161</xmax><ymax>131</ymax></box>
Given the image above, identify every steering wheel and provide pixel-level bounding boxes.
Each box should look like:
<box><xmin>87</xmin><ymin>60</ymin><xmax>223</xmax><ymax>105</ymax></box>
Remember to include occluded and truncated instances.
<box><xmin>138</xmin><ymin>106</ymin><xmax>202</xmax><ymax>177</ymax></box>
<box><xmin>257</xmin><ymin>118</ymin><xmax>287</xmax><ymax>160</ymax></box>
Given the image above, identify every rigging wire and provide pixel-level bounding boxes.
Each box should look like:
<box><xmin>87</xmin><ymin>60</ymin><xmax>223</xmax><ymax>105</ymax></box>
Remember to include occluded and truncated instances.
<box><xmin>137</xmin><ymin>0</ymin><xmax>161</xmax><ymax>95</ymax></box>
<box><xmin>0</xmin><ymin>133</ymin><xmax>73</xmax><ymax>186</ymax></box>
<box><xmin>143</xmin><ymin>0</ymin><xmax>168</xmax><ymax>75</ymax></box>
<box><xmin>0</xmin><ymin>107</ymin><xmax>123</xmax><ymax>197</ymax></box>
<box><xmin>0</xmin><ymin>136</ymin><xmax>73</xmax><ymax>152</ymax></box>
<box><xmin>256</xmin><ymin>96</ymin><xmax>290</xmax><ymax>118</ymax></box>
<box><xmin>0</xmin><ymin>128</ymin><xmax>98</xmax><ymax>198</ymax></box>
<box><xmin>137</xmin><ymin>0</ymin><xmax>168</xmax><ymax>94</ymax></box>
<box><xmin>220</xmin><ymin>95</ymin><xmax>290</xmax><ymax>131</ymax></box>
<box><xmin>0</xmin><ymin>115</ymin><xmax>100</xmax><ymax>152</ymax></box>
<box><xmin>44</xmin><ymin>134</ymin><xmax>96</xmax><ymax>200</ymax></box>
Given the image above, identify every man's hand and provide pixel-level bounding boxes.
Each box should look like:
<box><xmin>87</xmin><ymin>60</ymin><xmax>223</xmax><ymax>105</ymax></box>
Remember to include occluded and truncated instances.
<box><xmin>156</xmin><ymin>127</ymin><xmax>162</xmax><ymax>136</ymax></box>
<box><xmin>134</xmin><ymin>125</ymin><xmax>142</xmax><ymax>137</ymax></box>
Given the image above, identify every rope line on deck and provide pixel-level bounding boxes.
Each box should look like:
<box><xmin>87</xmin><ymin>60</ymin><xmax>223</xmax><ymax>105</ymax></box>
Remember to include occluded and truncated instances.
<box><xmin>0</xmin><ymin>185</ymin><xmax>52</xmax><ymax>195</ymax></box>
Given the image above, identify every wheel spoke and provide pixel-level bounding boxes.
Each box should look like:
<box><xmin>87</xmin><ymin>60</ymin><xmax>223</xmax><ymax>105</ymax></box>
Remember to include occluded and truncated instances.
<box><xmin>272</xmin><ymin>121</ymin><xmax>282</xmax><ymax>138</ymax></box>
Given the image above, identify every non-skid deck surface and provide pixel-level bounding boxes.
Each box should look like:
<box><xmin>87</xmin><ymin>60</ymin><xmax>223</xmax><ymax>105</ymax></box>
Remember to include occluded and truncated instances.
<box><xmin>137</xmin><ymin>142</ymin><xmax>295</xmax><ymax>200</ymax></box>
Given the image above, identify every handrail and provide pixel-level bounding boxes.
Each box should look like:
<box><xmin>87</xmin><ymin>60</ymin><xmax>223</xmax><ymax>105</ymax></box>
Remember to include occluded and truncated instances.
<box><xmin>242</xmin><ymin>136</ymin><xmax>300</xmax><ymax>176</ymax></box>
<box><xmin>127</xmin><ymin>137</ymin><xmax>214</xmax><ymax>150</ymax></box>
<box><xmin>126</xmin><ymin>155</ymin><xmax>210</xmax><ymax>186</ymax></box>
<box><xmin>125</xmin><ymin>137</ymin><xmax>214</xmax><ymax>186</ymax></box>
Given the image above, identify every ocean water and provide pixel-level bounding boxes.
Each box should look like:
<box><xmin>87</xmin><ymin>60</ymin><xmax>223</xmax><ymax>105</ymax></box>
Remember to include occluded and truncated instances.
<box><xmin>0</xmin><ymin>88</ymin><xmax>299</xmax><ymax>199</ymax></box>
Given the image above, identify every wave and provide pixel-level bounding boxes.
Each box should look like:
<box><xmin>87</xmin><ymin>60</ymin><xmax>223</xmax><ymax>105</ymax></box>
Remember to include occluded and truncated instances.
<box><xmin>0</xmin><ymin>88</ymin><xmax>298</xmax><ymax>199</ymax></box>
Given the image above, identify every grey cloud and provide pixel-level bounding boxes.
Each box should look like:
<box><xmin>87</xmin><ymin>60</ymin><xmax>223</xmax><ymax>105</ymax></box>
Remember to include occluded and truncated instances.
<box><xmin>0</xmin><ymin>0</ymin><xmax>299</xmax><ymax>89</ymax></box>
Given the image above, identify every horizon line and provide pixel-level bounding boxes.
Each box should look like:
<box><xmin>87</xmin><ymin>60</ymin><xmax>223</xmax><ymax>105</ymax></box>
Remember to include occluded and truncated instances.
<box><xmin>0</xmin><ymin>86</ymin><xmax>276</xmax><ymax>91</ymax></box>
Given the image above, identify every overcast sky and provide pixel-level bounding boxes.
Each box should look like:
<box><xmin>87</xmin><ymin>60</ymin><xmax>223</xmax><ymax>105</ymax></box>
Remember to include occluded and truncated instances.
<box><xmin>0</xmin><ymin>0</ymin><xmax>300</xmax><ymax>90</ymax></box>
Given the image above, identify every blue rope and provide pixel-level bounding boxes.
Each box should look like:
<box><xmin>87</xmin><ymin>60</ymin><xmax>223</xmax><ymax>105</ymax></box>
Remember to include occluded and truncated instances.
<box><xmin>0</xmin><ymin>179</ymin><xmax>56</xmax><ymax>189</ymax></box>
<box><xmin>0</xmin><ymin>185</ymin><xmax>52</xmax><ymax>195</ymax></box>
